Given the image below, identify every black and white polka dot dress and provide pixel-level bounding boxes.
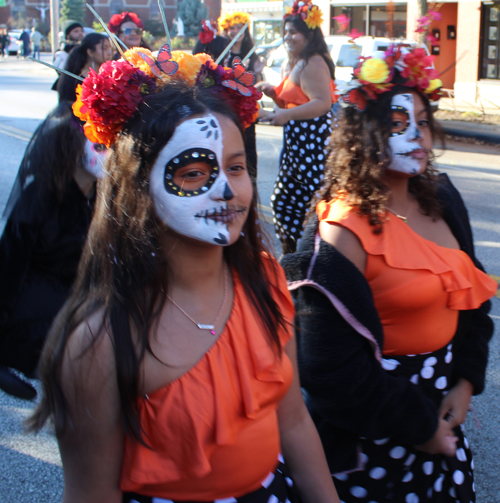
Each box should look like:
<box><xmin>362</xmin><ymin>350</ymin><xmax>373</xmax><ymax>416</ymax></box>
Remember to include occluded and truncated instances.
<box><xmin>333</xmin><ymin>343</ymin><xmax>475</xmax><ymax>503</ymax></box>
<box><xmin>271</xmin><ymin>112</ymin><xmax>332</xmax><ymax>250</ymax></box>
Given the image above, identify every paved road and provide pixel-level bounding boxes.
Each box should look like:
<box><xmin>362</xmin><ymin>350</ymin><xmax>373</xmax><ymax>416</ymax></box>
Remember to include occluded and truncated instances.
<box><xmin>0</xmin><ymin>55</ymin><xmax>499</xmax><ymax>502</ymax></box>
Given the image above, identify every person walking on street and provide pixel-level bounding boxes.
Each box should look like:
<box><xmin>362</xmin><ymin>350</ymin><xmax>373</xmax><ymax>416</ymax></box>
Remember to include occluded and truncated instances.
<box><xmin>259</xmin><ymin>0</ymin><xmax>336</xmax><ymax>254</ymax></box>
<box><xmin>30</xmin><ymin>27</ymin><xmax>43</xmax><ymax>60</ymax></box>
<box><xmin>20</xmin><ymin>29</ymin><xmax>31</xmax><ymax>59</ymax></box>
<box><xmin>53</xmin><ymin>22</ymin><xmax>84</xmax><ymax>69</ymax></box>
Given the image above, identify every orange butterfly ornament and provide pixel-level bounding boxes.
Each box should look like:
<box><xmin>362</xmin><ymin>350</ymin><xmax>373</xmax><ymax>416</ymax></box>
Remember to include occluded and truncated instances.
<box><xmin>138</xmin><ymin>44</ymin><xmax>179</xmax><ymax>78</ymax></box>
<box><xmin>222</xmin><ymin>57</ymin><xmax>256</xmax><ymax>97</ymax></box>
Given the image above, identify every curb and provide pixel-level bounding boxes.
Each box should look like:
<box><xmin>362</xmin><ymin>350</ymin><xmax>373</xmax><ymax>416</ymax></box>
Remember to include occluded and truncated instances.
<box><xmin>441</xmin><ymin>123</ymin><xmax>500</xmax><ymax>145</ymax></box>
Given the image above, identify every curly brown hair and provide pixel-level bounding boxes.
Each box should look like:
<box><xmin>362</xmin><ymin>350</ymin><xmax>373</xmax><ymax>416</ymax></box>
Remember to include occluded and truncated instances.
<box><xmin>312</xmin><ymin>87</ymin><xmax>444</xmax><ymax>232</ymax></box>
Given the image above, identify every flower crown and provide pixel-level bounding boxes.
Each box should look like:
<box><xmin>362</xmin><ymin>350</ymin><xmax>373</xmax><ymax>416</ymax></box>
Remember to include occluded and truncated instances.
<box><xmin>108</xmin><ymin>12</ymin><xmax>144</xmax><ymax>34</ymax></box>
<box><xmin>340</xmin><ymin>45</ymin><xmax>443</xmax><ymax>111</ymax></box>
<box><xmin>218</xmin><ymin>11</ymin><xmax>251</xmax><ymax>31</ymax></box>
<box><xmin>284</xmin><ymin>0</ymin><xmax>323</xmax><ymax>30</ymax></box>
<box><xmin>72</xmin><ymin>47</ymin><xmax>262</xmax><ymax>147</ymax></box>
<box><xmin>199</xmin><ymin>19</ymin><xmax>218</xmax><ymax>45</ymax></box>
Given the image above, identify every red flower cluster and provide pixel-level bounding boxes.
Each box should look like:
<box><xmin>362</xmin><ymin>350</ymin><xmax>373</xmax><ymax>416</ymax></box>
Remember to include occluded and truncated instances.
<box><xmin>108</xmin><ymin>11</ymin><xmax>143</xmax><ymax>34</ymax></box>
<box><xmin>199</xmin><ymin>20</ymin><xmax>215</xmax><ymax>45</ymax></box>
<box><xmin>73</xmin><ymin>60</ymin><xmax>156</xmax><ymax>146</ymax></box>
<box><xmin>288</xmin><ymin>0</ymin><xmax>312</xmax><ymax>21</ymax></box>
<box><xmin>401</xmin><ymin>48</ymin><xmax>438</xmax><ymax>91</ymax></box>
<box><xmin>215</xmin><ymin>68</ymin><xmax>262</xmax><ymax>128</ymax></box>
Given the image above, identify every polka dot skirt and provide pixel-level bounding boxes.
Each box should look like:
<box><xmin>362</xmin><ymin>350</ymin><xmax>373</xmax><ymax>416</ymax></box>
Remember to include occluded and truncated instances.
<box><xmin>271</xmin><ymin>112</ymin><xmax>332</xmax><ymax>248</ymax></box>
<box><xmin>333</xmin><ymin>343</ymin><xmax>475</xmax><ymax>503</ymax></box>
<box><xmin>123</xmin><ymin>458</ymin><xmax>300</xmax><ymax>503</ymax></box>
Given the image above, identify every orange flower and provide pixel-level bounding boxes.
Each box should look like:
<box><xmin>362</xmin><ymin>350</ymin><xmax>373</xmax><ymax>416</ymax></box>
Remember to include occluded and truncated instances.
<box><xmin>195</xmin><ymin>52</ymin><xmax>217</xmax><ymax>70</ymax></box>
<box><xmin>123</xmin><ymin>47</ymin><xmax>156</xmax><ymax>78</ymax></box>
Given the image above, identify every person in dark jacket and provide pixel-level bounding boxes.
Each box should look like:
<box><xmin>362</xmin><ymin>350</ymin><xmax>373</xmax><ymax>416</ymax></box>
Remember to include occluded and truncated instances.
<box><xmin>0</xmin><ymin>102</ymin><xmax>109</xmax><ymax>400</ymax></box>
<box><xmin>192</xmin><ymin>19</ymin><xmax>228</xmax><ymax>62</ymax></box>
<box><xmin>281</xmin><ymin>46</ymin><xmax>497</xmax><ymax>503</ymax></box>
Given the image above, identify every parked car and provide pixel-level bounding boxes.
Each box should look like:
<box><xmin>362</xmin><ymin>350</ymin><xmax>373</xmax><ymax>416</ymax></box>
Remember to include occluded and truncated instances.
<box><xmin>7</xmin><ymin>29</ymin><xmax>22</xmax><ymax>56</ymax></box>
<box><xmin>261</xmin><ymin>36</ymin><xmax>432</xmax><ymax>108</ymax></box>
<box><xmin>255</xmin><ymin>37</ymin><xmax>282</xmax><ymax>61</ymax></box>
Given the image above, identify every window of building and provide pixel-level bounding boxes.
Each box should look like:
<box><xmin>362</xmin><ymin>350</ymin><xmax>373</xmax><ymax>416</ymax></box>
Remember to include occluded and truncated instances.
<box><xmin>482</xmin><ymin>3</ymin><xmax>500</xmax><ymax>79</ymax></box>
<box><xmin>330</xmin><ymin>5</ymin><xmax>406</xmax><ymax>38</ymax></box>
<box><xmin>110</xmin><ymin>0</ymin><xmax>124</xmax><ymax>16</ymax></box>
<box><xmin>253</xmin><ymin>20</ymin><xmax>281</xmax><ymax>44</ymax></box>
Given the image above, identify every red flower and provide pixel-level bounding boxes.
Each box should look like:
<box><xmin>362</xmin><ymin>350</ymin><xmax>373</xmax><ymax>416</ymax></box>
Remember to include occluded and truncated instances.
<box><xmin>199</xmin><ymin>24</ymin><xmax>214</xmax><ymax>44</ymax></box>
<box><xmin>74</xmin><ymin>60</ymin><xmax>156</xmax><ymax>145</ymax></box>
<box><xmin>401</xmin><ymin>48</ymin><xmax>438</xmax><ymax>90</ymax></box>
<box><xmin>108</xmin><ymin>11</ymin><xmax>144</xmax><ymax>34</ymax></box>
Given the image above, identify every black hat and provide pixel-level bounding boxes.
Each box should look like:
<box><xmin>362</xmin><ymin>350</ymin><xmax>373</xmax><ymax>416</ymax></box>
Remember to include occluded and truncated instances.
<box><xmin>64</xmin><ymin>22</ymin><xmax>83</xmax><ymax>39</ymax></box>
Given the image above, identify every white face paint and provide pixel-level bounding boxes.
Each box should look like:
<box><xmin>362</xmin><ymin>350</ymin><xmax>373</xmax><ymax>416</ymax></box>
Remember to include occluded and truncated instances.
<box><xmin>149</xmin><ymin>114</ymin><xmax>238</xmax><ymax>246</ymax></box>
<box><xmin>84</xmin><ymin>140</ymin><xmax>109</xmax><ymax>179</ymax></box>
<box><xmin>387</xmin><ymin>93</ymin><xmax>424</xmax><ymax>176</ymax></box>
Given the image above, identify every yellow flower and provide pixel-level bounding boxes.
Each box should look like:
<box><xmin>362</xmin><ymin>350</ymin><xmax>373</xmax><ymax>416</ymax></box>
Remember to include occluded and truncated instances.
<box><xmin>359</xmin><ymin>58</ymin><xmax>390</xmax><ymax>84</ymax></box>
<box><xmin>123</xmin><ymin>47</ymin><xmax>156</xmax><ymax>78</ymax></box>
<box><xmin>218</xmin><ymin>11</ymin><xmax>251</xmax><ymax>31</ymax></box>
<box><xmin>425</xmin><ymin>78</ymin><xmax>442</xmax><ymax>93</ymax></box>
<box><xmin>195</xmin><ymin>52</ymin><xmax>217</xmax><ymax>70</ymax></box>
<box><xmin>305</xmin><ymin>6</ymin><xmax>323</xmax><ymax>30</ymax></box>
<box><xmin>158</xmin><ymin>51</ymin><xmax>202</xmax><ymax>88</ymax></box>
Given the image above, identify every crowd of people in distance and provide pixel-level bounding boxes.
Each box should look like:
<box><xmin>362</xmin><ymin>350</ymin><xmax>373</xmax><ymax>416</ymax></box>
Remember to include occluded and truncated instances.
<box><xmin>0</xmin><ymin>2</ymin><xmax>498</xmax><ymax>503</ymax></box>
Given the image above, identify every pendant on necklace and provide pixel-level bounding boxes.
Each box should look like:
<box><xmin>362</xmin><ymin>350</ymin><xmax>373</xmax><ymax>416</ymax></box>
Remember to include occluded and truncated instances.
<box><xmin>197</xmin><ymin>323</ymin><xmax>216</xmax><ymax>335</ymax></box>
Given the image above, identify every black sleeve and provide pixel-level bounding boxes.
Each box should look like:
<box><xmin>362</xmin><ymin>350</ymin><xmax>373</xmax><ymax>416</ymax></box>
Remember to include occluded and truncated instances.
<box><xmin>0</xmin><ymin>183</ymin><xmax>43</xmax><ymax>320</ymax></box>
<box><xmin>437</xmin><ymin>174</ymin><xmax>495</xmax><ymax>395</ymax></box>
<box><xmin>294</xmin><ymin>275</ymin><xmax>439</xmax><ymax>447</ymax></box>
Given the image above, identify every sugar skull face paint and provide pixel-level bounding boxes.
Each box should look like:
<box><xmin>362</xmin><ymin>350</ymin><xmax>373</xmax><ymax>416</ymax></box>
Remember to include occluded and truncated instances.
<box><xmin>84</xmin><ymin>140</ymin><xmax>109</xmax><ymax>179</ymax></box>
<box><xmin>149</xmin><ymin>114</ymin><xmax>247</xmax><ymax>246</ymax></box>
<box><xmin>387</xmin><ymin>93</ymin><xmax>427</xmax><ymax>176</ymax></box>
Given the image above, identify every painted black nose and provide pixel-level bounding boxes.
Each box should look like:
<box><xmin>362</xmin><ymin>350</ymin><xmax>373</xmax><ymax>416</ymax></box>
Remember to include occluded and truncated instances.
<box><xmin>223</xmin><ymin>183</ymin><xmax>234</xmax><ymax>201</ymax></box>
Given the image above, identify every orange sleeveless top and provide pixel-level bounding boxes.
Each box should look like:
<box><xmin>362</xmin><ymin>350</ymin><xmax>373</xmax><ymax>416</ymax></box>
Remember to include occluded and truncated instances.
<box><xmin>120</xmin><ymin>256</ymin><xmax>295</xmax><ymax>500</ymax></box>
<box><xmin>274</xmin><ymin>76</ymin><xmax>337</xmax><ymax>109</ymax></box>
<box><xmin>317</xmin><ymin>198</ymin><xmax>498</xmax><ymax>356</ymax></box>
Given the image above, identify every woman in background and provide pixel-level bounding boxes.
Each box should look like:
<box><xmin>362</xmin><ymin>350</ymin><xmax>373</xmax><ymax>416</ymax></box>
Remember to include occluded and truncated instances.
<box><xmin>57</xmin><ymin>33</ymin><xmax>112</xmax><ymax>103</ymax></box>
<box><xmin>260</xmin><ymin>0</ymin><xmax>335</xmax><ymax>254</ymax></box>
<box><xmin>0</xmin><ymin>102</ymin><xmax>108</xmax><ymax>400</ymax></box>
<box><xmin>108</xmin><ymin>11</ymin><xmax>150</xmax><ymax>57</ymax></box>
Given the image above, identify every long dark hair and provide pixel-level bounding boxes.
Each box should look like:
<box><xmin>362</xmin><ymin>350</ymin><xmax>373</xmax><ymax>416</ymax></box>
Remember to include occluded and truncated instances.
<box><xmin>283</xmin><ymin>15</ymin><xmax>335</xmax><ymax>79</ymax></box>
<box><xmin>58</xmin><ymin>33</ymin><xmax>108</xmax><ymax>103</ymax></box>
<box><xmin>312</xmin><ymin>86</ymin><xmax>444</xmax><ymax>231</ymax></box>
<box><xmin>28</xmin><ymin>84</ymin><xmax>287</xmax><ymax>443</ymax></box>
<box><xmin>3</xmin><ymin>102</ymin><xmax>85</xmax><ymax>220</ymax></box>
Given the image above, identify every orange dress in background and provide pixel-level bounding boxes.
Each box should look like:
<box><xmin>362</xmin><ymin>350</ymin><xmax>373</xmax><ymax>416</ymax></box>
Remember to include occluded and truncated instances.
<box><xmin>120</xmin><ymin>257</ymin><xmax>295</xmax><ymax>501</ymax></box>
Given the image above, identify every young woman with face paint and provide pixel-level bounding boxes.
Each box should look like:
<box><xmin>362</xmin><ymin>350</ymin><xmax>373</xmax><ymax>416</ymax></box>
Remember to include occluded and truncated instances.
<box><xmin>27</xmin><ymin>85</ymin><xmax>340</xmax><ymax>503</ymax></box>
<box><xmin>0</xmin><ymin>102</ymin><xmax>108</xmax><ymax>401</ymax></box>
<box><xmin>280</xmin><ymin>50</ymin><xmax>497</xmax><ymax>501</ymax></box>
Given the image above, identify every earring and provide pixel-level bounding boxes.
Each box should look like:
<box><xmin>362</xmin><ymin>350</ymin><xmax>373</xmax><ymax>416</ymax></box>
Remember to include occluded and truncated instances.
<box><xmin>91</xmin><ymin>56</ymin><xmax>95</xmax><ymax>70</ymax></box>
<box><xmin>240</xmin><ymin>231</ymin><xmax>245</xmax><ymax>237</ymax></box>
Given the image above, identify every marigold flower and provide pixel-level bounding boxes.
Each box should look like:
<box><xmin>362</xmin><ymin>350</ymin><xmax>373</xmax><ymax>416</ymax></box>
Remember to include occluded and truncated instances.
<box><xmin>195</xmin><ymin>53</ymin><xmax>218</xmax><ymax>70</ymax></box>
<box><xmin>123</xmin><ymin>47</ymin><xmax>156</xmax><ymax>78</ymax></box>
<box><xmin>359</xmin><ymin>58</ymin><xmax>390</xmax><ymax>84</ymax></box>
<box><xmin>218</xmin><ymin>12</ymin><xmax>251</xmax><ymax>31</ymax></box>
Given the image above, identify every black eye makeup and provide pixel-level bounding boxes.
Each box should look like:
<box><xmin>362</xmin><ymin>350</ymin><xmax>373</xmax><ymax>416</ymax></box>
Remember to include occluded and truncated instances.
<box><xmin>164</xmin><ymin>148</ymin><xmax>219</xmax><ymax>197</ymax></box>
<box><xmin>390</xmin><ymin>105</ymin><xmax>410</xmax><ymax>136</ymax></box>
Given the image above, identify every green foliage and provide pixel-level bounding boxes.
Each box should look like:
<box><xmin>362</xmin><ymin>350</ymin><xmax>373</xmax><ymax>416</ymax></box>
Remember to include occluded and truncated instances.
<box><xmin>143</xmin><ymin>19</ymin><xmax>164</xmax><ymax>38</ymax></box>
<box><xmin>152</xmin><ymin>36</ymin><xmax>195</xmax><ymax>50</ymax></box>
<box><xmin>60</xmin><ymin>0</ymin><xmax>86</xmax><ymax>25</ymax></box>
<box><xmin>175</xmin><ymin>0</ymin><xmax>207</xmax><ymax>38</ymax></box>
<box><xmin>92</xmin><ymin>21</ymin><xmax>105</xmax><ymax>33</ymax></box>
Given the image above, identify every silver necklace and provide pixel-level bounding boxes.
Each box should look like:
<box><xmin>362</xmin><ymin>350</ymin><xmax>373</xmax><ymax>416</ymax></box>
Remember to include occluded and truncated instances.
<box><xmin>167</xmin><ymin>265</ymin><xmax>228</xmax><ymax>336</ymax></box>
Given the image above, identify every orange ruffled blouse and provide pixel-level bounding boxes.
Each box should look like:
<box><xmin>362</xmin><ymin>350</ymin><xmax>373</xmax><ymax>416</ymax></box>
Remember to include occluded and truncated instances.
<box><xmin>274</xmin><ymin>76</ymin><xmax>337</xmax><ymax>109</ymax></box>
<box><xmin>317</xmin><ymin>199</ymin><xmax>498</xmax><ymax>356</ymax></box>
<box><xmin>120</xmin><ymin>257</ymin><xmax>295</xmax><ymax>501</ymax></box>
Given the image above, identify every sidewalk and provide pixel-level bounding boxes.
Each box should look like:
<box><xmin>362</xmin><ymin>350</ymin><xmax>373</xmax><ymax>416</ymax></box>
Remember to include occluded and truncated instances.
<box><xmin>440</xmin><ymin>119</ymin><xmax>500</xmax><ymax>145</ymax></box>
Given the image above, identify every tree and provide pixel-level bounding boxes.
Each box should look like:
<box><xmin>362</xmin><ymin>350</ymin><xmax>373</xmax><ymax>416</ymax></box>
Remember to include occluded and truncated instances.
<box><xmin>175</xmin><ymin>0</ymin><xmax>207</xmax><ymax>38</ymax></box>
<box><xmin>60</xmin><ymin>0</ymin><xmax>86</xmax><ymax>26</ymax></box>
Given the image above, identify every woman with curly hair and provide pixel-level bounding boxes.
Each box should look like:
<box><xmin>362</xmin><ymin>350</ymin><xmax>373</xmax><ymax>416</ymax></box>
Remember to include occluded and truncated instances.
<box><xmin>281</xmin><ymin>47</ymin><xmax>497</xmax><ymax>502</ymax></box>
<box><xmin>27</xmin><ymin>49</ymin><xmax>340</xmax><ymax>503</ymax></box>
<box><xmin>259</xmin><ymin>0</ymin><xmax>335</xmax><ymax>254</ymax></box>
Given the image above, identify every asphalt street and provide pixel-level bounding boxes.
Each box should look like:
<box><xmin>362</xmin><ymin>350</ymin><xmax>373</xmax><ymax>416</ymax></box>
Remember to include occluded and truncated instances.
<box><xmin>0</xmin><ymin>55</ymin><xmax>499</xmax><ymax>503</ymax></box>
